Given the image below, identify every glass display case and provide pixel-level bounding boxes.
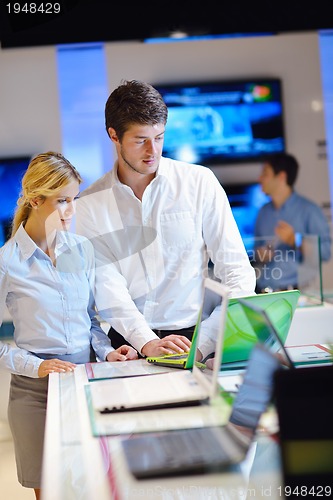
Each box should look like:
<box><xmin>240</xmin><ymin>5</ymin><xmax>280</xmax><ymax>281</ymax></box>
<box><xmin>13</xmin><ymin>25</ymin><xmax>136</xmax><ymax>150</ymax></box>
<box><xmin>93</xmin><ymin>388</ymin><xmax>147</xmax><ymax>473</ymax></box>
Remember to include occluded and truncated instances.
<box><xmin>247</xmin><ymin>234</ymin><xmax>324</xmax><ymax>306</ymax></box>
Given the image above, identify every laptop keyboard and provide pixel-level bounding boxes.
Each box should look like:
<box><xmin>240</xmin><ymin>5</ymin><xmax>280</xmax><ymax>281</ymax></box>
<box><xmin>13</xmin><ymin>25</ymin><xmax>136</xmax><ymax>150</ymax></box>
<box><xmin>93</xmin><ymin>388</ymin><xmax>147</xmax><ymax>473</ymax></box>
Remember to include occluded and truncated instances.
<box><xmin>122</xmin><ymin>426</ymin><xmax>243</xmax><ymax>478</ymax></box>
<box><xmin>154</xmin><ymin>427</ymin><xmax>231</xmax><ymax>463</ymax></box>
<box><xmin>160</xmin><ymin>354</ymin><xmax>188</xmax><ymax>360</ymax></box>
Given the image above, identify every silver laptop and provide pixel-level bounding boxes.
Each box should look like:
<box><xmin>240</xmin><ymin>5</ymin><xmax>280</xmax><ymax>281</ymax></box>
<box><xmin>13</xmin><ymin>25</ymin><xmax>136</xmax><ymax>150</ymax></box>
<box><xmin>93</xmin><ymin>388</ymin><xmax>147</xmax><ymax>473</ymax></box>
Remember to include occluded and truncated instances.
<box><xmin>86</xmin><ymin>278</ymin><xmax>229</xmax><ymax>413</ymax></box>
<box><xmin>121</xmin><ymin>343</ymin><xmax>281</xmax><ymax>478</ymax></box>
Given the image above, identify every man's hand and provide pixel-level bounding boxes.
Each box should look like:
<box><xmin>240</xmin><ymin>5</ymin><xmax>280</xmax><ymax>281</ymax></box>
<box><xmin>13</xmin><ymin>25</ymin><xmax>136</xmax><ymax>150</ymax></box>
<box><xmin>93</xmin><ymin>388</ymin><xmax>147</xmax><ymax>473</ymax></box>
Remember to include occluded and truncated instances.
<box><xmin>141</xmin><ymin>335</ymin><xmax>191</xmax><ymax>358</ymax></box>
<box><xmin>38</xmin><ymin>359</ymin><xmax>76</xmax><ymax>377</ymax></box>
<box><xmin>256</xmin><ymin>244</ymin><xmax>274</xmax><ymax>263</ymax></box>
<box><xmin>275</xmin><ymin>220</ymin><xmax>295</xmax><ymax>247</ymax></box>
<box><xmin>106</xmin><ymin>345</ymin><xmax>138</xmax><ymax>362</ymax></box>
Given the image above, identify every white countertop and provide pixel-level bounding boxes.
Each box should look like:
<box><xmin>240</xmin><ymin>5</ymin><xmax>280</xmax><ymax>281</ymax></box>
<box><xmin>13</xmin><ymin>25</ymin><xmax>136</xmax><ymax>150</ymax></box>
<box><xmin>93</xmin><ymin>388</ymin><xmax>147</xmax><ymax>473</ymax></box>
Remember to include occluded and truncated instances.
<box><xmin>41</xmin><ymin>361</ymin><xmax>283</xmax><ymax>500</ymax></box>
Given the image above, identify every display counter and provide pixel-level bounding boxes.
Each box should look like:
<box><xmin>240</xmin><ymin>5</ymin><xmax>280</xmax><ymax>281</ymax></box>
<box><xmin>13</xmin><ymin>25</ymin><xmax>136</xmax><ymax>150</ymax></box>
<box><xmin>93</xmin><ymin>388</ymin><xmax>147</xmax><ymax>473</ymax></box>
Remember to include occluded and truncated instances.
<box><xmin>41</xmin><ymin>362</ymin><xmax>282</xmax><ymax>500</ymax></box>
<box><xmin>40</xmin><ymin>299</ymin><xmax>333</xmax><ymax>499</ymax></box>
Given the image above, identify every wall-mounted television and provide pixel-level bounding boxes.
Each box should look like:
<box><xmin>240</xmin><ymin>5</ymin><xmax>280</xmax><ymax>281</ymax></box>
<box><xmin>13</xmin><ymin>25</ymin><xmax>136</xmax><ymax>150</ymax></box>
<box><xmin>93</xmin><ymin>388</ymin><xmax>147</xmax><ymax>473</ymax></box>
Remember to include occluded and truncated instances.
<box><xmin>155</xmin><ymin>78</ymin><xmax>285</xmax><ymax>165</ymax></box>
<box><xmin>0</xmin><ymin>156</ymin><xmax>31</xmax><ymax>246</ymax></box>
<box><xmin>223</xmin><ymin>182</ymin><xmax>270</xmax><ymax>256</ymax></box>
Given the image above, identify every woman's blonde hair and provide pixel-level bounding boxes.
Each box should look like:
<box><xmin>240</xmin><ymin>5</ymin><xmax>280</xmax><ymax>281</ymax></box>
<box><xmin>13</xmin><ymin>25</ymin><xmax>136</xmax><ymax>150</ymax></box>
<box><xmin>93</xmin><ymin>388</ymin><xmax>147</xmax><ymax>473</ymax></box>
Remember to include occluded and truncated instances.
<box><xmin>11</xmin><ymin>151</ymin><xmax>82</xmax><ymax>236</ymax></box>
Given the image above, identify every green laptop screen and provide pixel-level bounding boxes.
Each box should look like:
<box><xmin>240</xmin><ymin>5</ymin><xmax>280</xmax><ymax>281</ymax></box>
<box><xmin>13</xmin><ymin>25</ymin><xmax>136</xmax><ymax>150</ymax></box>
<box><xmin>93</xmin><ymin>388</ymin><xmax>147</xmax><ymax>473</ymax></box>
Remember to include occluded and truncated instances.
<box><xmin>222</xmin><ymin>290</ymin><xmax>300</xmax><ymax>364</ymax></box>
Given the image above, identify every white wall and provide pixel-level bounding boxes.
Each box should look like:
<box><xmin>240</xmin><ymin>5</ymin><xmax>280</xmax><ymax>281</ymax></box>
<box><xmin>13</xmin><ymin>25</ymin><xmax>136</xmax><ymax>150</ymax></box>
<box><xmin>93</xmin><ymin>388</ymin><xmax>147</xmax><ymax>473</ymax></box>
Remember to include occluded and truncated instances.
<box><xmin>0</xmin><ymin>45</ymin><xmax>62</xmax><ymax>157</ymax></box>
<box><xmin>0</xmin><ymin>32</ymin><xmax>332</xmax><ymax>288</ymax></box>
<box><xmin>0</xmin><ymin>33</ymin><xmax>329</xmax><ymax>203</ymax></box>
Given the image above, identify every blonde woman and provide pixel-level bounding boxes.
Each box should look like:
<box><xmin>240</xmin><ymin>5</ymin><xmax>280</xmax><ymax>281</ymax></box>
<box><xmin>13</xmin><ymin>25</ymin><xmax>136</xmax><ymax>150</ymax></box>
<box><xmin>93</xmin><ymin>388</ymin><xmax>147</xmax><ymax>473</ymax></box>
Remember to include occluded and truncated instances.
<box><xmin>0</xmin><ymin>152</ymin><xmax>137</xmax><ymax>499</ymax></box>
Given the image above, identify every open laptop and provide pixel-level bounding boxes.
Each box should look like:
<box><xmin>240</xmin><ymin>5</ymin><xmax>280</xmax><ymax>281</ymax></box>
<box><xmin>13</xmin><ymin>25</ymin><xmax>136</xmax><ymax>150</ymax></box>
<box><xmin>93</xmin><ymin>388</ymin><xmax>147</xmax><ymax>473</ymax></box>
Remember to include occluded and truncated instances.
<box><xmin>220</xmin><ymin>289</ymin><xmax>299</xmax><ymax>370</ymax></box>
<box><xmin>239</xmin><ymin>299</ymin><xmax>333</xmax><ymax>368</ymax></box>
<box><xmin>147</xmin><ymin>289</ymin><xmax>300</xmax><ymax>370</ymax></box>
<box><xmin>121</xmin><ymin>342</ymin><xmax>282</xmax><ymax>479</ymax></box>
<box><xmin>237</xmin><ymin>298</ymin><xmax>295</xmax><ymax>369</ymax></box>
<box><xmin>146</xmin><ymin>307</ymin><xmax>202</xmax><ymax>369</ymax></box>
<box><xmin>85</xmin><ymin>278</ymin><xmax>229</xmax><ymax>413</ymax></box>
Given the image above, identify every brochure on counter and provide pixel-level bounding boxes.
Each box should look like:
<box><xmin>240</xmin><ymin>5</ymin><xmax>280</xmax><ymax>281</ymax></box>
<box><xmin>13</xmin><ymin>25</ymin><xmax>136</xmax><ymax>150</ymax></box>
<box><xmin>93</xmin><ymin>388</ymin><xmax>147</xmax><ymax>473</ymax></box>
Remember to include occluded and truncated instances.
<box><xmin>85</xmin><ymin>359</ymin><xmax>171</xmax><ymax>381</ymax></box>
<box><xmin>285</xmin><ymin>343</ymin><xmax>333</xmax><ymax>366</ymax></box>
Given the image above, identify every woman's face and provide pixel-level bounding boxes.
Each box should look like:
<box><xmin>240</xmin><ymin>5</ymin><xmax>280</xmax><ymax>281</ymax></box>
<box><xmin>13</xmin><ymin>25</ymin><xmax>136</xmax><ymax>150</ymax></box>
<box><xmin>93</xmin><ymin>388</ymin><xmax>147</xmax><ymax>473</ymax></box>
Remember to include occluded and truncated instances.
<box><xmin>33</xmin><ymin>180</ymin><xmax>80</xmax><ymax>232</ymax></box>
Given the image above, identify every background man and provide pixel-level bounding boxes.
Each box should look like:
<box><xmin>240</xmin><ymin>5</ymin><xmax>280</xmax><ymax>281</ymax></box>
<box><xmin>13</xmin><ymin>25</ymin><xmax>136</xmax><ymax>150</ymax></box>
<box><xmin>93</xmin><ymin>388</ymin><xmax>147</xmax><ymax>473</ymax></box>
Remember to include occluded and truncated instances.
<box><xmin>254</xmin><ymin>152</ymin><xmax>331</xmax><ymax>292</ymax></box>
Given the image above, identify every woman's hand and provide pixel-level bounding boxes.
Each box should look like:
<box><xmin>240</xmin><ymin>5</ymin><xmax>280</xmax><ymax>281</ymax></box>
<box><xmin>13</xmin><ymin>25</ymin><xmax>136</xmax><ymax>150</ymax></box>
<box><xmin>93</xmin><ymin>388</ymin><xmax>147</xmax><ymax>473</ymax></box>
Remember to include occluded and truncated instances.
<box><xmin>38</xmin><ymin>359</ymin><xmax>76</xmax><ymax>377</ymax></box>
<box><xmin>106</xmin><ymin>345</ymin><xmax>138</xmax><ymax>362</ymax></box>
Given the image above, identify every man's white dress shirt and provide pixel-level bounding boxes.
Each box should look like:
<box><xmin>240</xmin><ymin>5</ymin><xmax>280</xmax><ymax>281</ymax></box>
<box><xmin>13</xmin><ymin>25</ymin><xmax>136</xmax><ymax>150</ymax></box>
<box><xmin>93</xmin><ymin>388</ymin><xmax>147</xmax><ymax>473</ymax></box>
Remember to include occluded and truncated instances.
<box><xmin>76</xmin><ymin>157</ymin><xmax>256</xmax><ymax>353</ymax></box>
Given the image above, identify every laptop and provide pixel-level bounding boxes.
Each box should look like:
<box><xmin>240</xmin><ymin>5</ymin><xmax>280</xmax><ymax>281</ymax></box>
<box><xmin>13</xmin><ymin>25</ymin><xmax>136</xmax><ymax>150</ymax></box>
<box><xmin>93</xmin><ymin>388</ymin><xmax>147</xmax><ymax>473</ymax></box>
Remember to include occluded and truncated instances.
<box><xmin>121</xmin><ymin>342</ymin><xmax>282</xmax><ymax>479</ymax></box>
<box><xmin>85</xmin><ymin>278</ymin><xmax>229</xmax><ymax>413</ymax></box>
<box><xmin>147</xmin><ymin>289</ymin><xmax>300</xmax><ymax>370</ymax></box>
<box><xmin>240</xmin><ymin>299</ymin><xmax>333</xmax><ymax>368</ymax></box>
<box><xmin>222</xmin><ymin>289</ymin><xmax>300</xmax><ymax>369</ymax></box>
<box><xmin>146</xmin><ymin>307</ymin><xmax>202</xmax><ymax>369</ymax></box>
<box><xmin>237</xmin><ymin>298</ymin><xmax>295</xmax><ymax>369</ymax></box>
<box><xmin>238</xmin><ymin>298</ymin><xmax>333</xmax><ymax>369</ymax></box>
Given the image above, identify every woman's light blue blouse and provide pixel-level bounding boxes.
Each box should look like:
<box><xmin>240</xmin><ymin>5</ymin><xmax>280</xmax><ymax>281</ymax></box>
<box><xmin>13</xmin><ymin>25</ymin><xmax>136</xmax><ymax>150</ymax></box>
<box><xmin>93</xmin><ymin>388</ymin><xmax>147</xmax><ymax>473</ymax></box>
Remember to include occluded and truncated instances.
<box><xmin>0</xmin><ymin>224</ymin><xmax>113</xmax><ymax>377</ymax></box>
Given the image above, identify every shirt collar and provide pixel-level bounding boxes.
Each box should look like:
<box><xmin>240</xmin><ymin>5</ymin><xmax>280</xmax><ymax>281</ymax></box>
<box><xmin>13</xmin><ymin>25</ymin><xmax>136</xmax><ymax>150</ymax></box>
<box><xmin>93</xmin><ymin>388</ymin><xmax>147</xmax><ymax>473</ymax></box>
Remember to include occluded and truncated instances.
<box><xmin>280</xmin><ymin>191</ymin><xmax>297</xmax><ymax>209</ymax></box>
<box><xmin>54</xmin><ymin>231</ymin><xmax>73</xmax><ymax>257</ymax></box>
<box><xmin>270</xmin><ymin>191</ymin><xmax>297</xmax><ymax>211</ymax></box>
<box><xmin>155</xmin><ymin>156</ymin><xmax>169</xmax><ymax>178</ymax></box>
<box><xmin>14</xmin><ymin>223</ymin><xmax>72</xmax><ymax>260</ymax></box>
<box><xmin>14</xmin><ymin>223</ymin><xmax>39</xmax><ymax>260</ymax></box>
<box><xmin>110</xmin><ymin>161</ymin><xmax>121</xmax><ymax>185</ymax></box>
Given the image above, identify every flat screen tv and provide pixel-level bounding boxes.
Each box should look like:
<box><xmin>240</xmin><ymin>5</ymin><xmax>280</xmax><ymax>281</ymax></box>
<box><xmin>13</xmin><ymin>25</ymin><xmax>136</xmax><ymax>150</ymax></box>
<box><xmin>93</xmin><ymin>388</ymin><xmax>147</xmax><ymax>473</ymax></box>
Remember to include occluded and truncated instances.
<box><xmin>155</xmin><ymin>78</ymin><xmax>285</xmax><ymax>165</ymax></box>
<box><xmin>0</xmin><ymin>156</ymin><xmax>31</xmax><ymax>247</ymax></box>
<box><xmin>223</xmin><ymin>182</ymin><xmax>270</xmax><ymax>257</ymax></box>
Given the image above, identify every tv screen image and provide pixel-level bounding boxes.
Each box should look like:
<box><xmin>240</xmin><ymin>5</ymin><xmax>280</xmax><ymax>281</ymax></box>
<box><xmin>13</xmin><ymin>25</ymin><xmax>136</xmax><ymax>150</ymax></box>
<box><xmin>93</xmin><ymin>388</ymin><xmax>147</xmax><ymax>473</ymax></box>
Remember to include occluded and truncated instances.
<box><xmin>0</xmin><ymin>156</ymin><xmax>31</xmax><ymax>246</ymax></box>
<box><xmin>155</xmin><ymin>78</ymin><xmax>285</xmax><ymax>165</ymax></box>
<box><xmin>223</xmin><ymin>182</ymin><xmax>270</xmax><ymax>257</ymax></box>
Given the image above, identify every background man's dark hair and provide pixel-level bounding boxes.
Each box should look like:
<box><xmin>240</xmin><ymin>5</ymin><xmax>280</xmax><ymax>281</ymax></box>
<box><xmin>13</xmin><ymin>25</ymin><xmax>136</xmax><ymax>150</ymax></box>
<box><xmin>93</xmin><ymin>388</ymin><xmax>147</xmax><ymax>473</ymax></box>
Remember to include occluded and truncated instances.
<box><xmin>105</xmin><ymin>80</ymin><xmax>168</xmax><ymax>141</ymax></box>
<box><xmin>265</xmin><ymin>153</ymin><xmax>299</xmax><ymax>187</ymax></box>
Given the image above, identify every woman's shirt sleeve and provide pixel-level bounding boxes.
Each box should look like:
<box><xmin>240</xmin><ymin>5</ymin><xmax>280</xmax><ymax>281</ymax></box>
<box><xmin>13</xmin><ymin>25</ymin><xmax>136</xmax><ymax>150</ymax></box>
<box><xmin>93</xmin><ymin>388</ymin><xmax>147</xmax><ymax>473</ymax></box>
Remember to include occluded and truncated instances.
<box><xmin>0</xmin><ymin>252</ymin><xmax>43</xmax><ymax>377</ymax></box>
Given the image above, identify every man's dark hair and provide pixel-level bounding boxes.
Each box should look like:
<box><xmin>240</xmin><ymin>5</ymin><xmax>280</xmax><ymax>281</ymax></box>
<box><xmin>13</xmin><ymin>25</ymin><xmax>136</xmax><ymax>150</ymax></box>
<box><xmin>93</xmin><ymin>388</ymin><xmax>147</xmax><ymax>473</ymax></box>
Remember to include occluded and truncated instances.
<box><xmin>265</xmin><ymin>153</ymin><xmax>299</xmax><ymax>187</ymax></box>
<box><xmin>105</xmin><ymin>80</ymin><xmax>168</xmax><ymax>141</ymax></box>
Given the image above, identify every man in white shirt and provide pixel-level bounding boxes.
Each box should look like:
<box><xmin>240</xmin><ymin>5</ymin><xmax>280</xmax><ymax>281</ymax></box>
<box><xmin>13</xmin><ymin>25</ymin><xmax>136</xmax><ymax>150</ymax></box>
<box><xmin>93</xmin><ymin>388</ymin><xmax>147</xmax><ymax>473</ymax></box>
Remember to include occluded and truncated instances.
<box><xmin>76</xmin><ymin>80</ymin><xmax>255</xmax><ymax>358</ymax></box>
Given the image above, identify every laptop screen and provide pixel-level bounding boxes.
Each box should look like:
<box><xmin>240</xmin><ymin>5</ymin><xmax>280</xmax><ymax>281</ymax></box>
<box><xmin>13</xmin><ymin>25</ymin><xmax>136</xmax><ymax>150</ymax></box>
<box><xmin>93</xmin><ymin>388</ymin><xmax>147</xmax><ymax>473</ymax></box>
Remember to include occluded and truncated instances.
<box><xmin>222</xmin><ymin>289</ymin><xmax>300</xmax><ymax>365</ymax></box>
<box><xmin>192</xmin><ymin>278</ymin><xmax>229</xmax><ymax>397</ymax></box>
<box><xmin>229</xmin><ymin>343</ymin><xmax>281</xmax><ymax>431</ymax></box>
<box><xmin>237</xmin><ymin>298</ymin><xmax>294</xmax><ymax>369</ymax></box>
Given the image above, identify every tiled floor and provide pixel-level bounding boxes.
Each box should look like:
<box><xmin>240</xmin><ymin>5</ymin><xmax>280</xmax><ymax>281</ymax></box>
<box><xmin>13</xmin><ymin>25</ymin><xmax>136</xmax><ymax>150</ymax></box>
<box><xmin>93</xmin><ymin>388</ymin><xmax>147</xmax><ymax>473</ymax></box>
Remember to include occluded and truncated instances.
<box><xmin>0</xmin><ymin>422</ymin><xmax>33</xmax><ymax>499</ymax></box>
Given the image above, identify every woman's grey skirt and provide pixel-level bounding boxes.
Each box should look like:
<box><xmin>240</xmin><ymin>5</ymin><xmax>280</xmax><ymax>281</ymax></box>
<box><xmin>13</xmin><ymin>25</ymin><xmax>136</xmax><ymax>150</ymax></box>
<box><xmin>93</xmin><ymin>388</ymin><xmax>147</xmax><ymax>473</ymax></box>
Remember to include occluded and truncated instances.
<box><xmin>8</xmin><ymin>374</ymin><xmax>48</xmax><ymax>489</ymax></box>
<box><xmin>7</xmin><ymin>346</ymin><xmax>95</xmax><ymax>489</ymax></box>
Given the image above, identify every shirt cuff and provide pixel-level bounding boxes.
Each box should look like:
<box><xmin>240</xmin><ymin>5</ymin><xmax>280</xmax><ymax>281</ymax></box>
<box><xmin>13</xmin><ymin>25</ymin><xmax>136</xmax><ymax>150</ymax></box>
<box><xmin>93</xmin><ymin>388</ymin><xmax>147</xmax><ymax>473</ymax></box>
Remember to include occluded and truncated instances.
<box><xmin>22</xmin><ymin>354</ymin><xmax>43</xmax><ymax>378</ymax></box>
<box><xmin>127</xmin><ymin>328</ymin><xmax>159</xmax><ymax>356</ymax></box>
<box><xmin>100</xmin><ymin>347</ymin><xmax>115</xmax><ymax>361</ymax></box>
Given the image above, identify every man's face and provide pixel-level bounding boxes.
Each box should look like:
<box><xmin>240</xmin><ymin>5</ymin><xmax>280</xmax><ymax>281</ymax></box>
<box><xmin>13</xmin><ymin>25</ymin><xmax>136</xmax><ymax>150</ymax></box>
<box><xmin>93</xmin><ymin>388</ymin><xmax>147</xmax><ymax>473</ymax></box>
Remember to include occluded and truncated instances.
<box><xmin>258</xmin><ymin>163</ymin><xmax>279</xmax><ymax>196</ymax></box>
<box><xmin>109</xmin><ymin>123</ymin><xmax>165</xmax><ymax>178</ymax></box>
